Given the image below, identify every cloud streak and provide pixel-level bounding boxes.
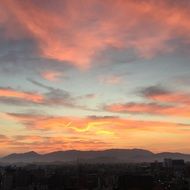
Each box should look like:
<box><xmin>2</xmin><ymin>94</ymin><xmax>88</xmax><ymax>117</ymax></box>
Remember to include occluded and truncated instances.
<box><xmin>142</xmin><ymin>85</ymin><xmax>190</xmax><ymax>105</ymax></box>
<box><xmin>0</xmin><ymin>134</ymin><xmax>109</xmax><ymax>155</ymax></box>
<box><xmin>0</xmin><ymin>83</ymin><xmax>93</xmax><ymax>110</ymax></box>
<box><xmin>2</xmin><ymin>112</ymin><xmax>190</xmax><ymax>154</ymax></box>
<box><xmin>104</xmin><ymin>85</ymin><xmax>190</xmax><ymax>118</ymax></box>
<box><xmin>0</xmin><ymin>87</ymin><xmax>44</xmax><ymax>103</ymax></box>
<box><xmin>104</xmin><ymin>102</ymin><xmax>190</xmax><ymax>118</ymax></box>
<box><xmin>41</xmin><ymin>71</ymin><xmax>62</xmax><ymax>81</ymax></box>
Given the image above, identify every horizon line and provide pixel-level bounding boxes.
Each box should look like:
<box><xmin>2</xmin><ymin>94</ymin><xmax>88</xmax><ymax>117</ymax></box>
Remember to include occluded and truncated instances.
<box><xmin>1</xmin><ymin>148</ymin><xmax>189</xmax><ymax>158</ymax></box>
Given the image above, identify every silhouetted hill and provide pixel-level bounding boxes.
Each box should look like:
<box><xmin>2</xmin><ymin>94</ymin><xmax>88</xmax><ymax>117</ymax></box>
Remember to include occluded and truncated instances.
<box><xmin>156</xmin><ymin>152</ymin><xmax>190</xmax><ymax>160</ymax></box>
<box><xmin>1</xmin><ymin>149</ymin><xmax>190</xmax><ymax>163</ymax></box>
<box><xmin>2</xmin><ymin>151</ymin><xmax>41</xmax><ymax>163</ymax></box>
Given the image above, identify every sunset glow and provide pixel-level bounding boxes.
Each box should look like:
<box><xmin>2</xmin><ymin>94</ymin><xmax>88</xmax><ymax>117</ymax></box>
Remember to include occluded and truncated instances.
<box><xmin>0</xmin><ymin>0</ymin><xmax>190</xmax><ymax>156</ymax></box>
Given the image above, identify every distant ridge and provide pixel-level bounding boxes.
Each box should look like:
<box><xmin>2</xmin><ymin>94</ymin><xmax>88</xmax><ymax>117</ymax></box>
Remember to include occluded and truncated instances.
<box><xmin>2</xmin><ymin>151</ymin><xmax>41</xmax><ymax>163</ymax></box>
<box><xmin>1</xmin><ymin>149</ymin><xmax>190</xmax><ymax>163</ymax></box>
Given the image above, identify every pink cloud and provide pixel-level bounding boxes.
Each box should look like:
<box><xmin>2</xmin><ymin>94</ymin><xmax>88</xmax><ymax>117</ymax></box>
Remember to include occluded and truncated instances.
<box><xmin>105</xmin><ymin>86</ymin><xmax>190</xmax><ymax>118</ymax></box>
<box><xmin>1</xmin><ymin>0</ymin><xmax>190</xmax><ymax>68</ymax></box>
<box><xmin>104</xmin><ymin>102</ymin><xmax>190</xmax><ymax>118</ymax></box>
<box><xmin>146</xmin><ymin>92</ymin><xmax>190</xmax><ymax>105</ymax></box>
<box><xmin>41</xmin><ymin>71</ymin><xmax>62</xmax><ymax>81</ymax></box>
<box><xmin>0</xmin><ymin>88</ymin><xmax>44</xmax><ymax>103</ymax></box>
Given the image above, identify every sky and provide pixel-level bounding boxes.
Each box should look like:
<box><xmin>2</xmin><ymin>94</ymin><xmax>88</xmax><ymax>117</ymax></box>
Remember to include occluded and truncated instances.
<box><xmin>0</xmin><ymin>0</ymin><xmax>190</xmax><ymax>156</ymax></box>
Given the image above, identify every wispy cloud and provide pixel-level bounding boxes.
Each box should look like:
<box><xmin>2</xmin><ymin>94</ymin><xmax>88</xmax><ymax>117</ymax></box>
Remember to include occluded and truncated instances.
<box><xmin>104</xmin><ymin>102</ymin><xmax>190</xmax><ymax>118</ymax></box>
<box><xmin>41</xmin><ymin>71</ymin><xmax>62</xmax><ymax>81</ymax></box>
<box><xmin>0</xmin><ymin>80</ymin><xmax>97</xmax><ymax>111</ymax></box>
<box><xmin>0</xmin><ymin>87</ymin><xmax>44</xmax><ymax>104</ymax></box>
<box><xmin>104</xmin><ymin>85</ymin><xmax>190</xmax><ymax>118</ymax></box>
<box><xmin>141</xmin><ymin>85</ymin><xmax>190</xmax><ymax>105</ymax></box>
<box><xmin>99</xmin><ymin>75</ymin><xmax>122</xmax><ymax>85</ymax></box>
<box><xmin>7</xmin><ymin>113</ymin><xmax>116</xmax><ymax>134</ymax></box>
<box><xmin>1</xmin><ymin>0</ymin><xmax>190</xmax><ymax>68</ymax></box>
<box><xmin>0</xmin><ymin>85</ymin><xmax>72</xmax><ymax>107</ymax></box>
<box><xmin>3</xmin><ymin>112</ymin><xmax>190</xmax><ymax>153</ymax></box>
<box><xmin>0</xmin><ymin>134</ymin><xmax>110</xmax><ymax>155</ymax></box>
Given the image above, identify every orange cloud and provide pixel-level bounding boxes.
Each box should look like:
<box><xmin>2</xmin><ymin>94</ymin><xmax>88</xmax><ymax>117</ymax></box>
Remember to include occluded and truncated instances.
<box><xmin>1</xmin><ymin>0</ymin><xmax>190</xmax><ymax>68</ymax></box>
<box><xmin>0</xmin><ymin>85</ymin><xmax>91</xmax><ymax>109</ymax></box>
<box><xmin>147</xmin><ymin>92</ymin><xmax>190</xmax><ymax>105</ymax></box>
<box><xmin>8</xmin><ymin>114</ymin><xmax>116</xmax><ymax>137</ymax></box>
<box><xmin>0</xmin><ymin>135</ymin><xmax>109</xmax><ymax>155</ymax></box>
<box><xmin>104</xmin><ymin>102</ymin><xmax>190</xmax><ymax>118</ymax></box>
<box><xmin>4</xmin><ymin>113</ymin><xmax>190</xmax><ymax>153</ymax></box>
<box><xmin>0</xmin><ymin>88</ymin><xmax>44</xmax><ymax>103</ymax></box>
<box><xmin>104</xmin><ymin>86</ymin><xmax>190</xmax><ymax>118</ymax></box>
<box><xmin>41</xmin><ymin>71</ymin><xmax>62</xmax><ymax>81</ymax></box>
<box><xmin>6</xmin><ymin>113</ymin><xmax>180</xmax><ymax>133</ymax></box>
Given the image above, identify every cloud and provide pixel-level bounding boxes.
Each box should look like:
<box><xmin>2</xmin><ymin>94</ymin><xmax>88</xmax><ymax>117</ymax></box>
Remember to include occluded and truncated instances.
<box><xmin>99</xmin><ymin>75</ymin><xmax>122</xmax><ymax>85</ymax></box>
<box><xmin>104</xmin><ymin>102</ymin><xmax>190</xmax><ymax>118</ymax></box>
<box><xmin>0</xmin><ymin>134</ymin><xmax>110</xmax><ymax>155</ymax></box>
<box><xmin>6</xmin><ymin>113</ymin><xmax>117</xmax><ymax>146</ymax></box>
<box><xmin>0</xmin><ymin>86</ymin><xmax>51</xmax><ymax>106</ymax></box>
<box><xmin>1</xmin><ymin>0</ymin><xmax>190</xmax><ymax>68</ymax></box>
<box><xmin>141</xmin><ymin>85</ymin><xmax>169</xmax><ymax>97</ymax></box>
<box><xmin>41</xmin><ymin>71</ymin><xmax>62</xmax><ymax>81</ymax></box>
<box><xmin>141</xmin><ymin>85</ymin><xmax>190</xmax><ymax>105</ymax></box>
<box><xmin>28</xmin><ymin>79</ymin><xmax>98</xmax><ymax>110</ymax></box>
<box><xmin>103</xmin><ymin>85</ymin><xmax>190</xmax><ymax>118</ymax></box>
<box><xmin>0</xmin><ymin>38</ymin><xmax>72</xmax><ymax>78</ymax></box>
<box><xmin>28</xmin><ymin>78</ymin><xmax>56</xmax><ymax>91</ymax></box>
<box><xmin>0</xmin><ymin>134</ymin><xmax>8</xmax><ymax>141</ymax></box>
<box><xmin>7</xmin><ymin>112</ymin><xmax>189</xmax><ymax>135</ymax></box>
<box><xmin>0</xmin><ymin>81</ymin><xmax>94</xmax><ymax>110</ymax></box>
<box><xmin>3</xmin><ymin>112</ymin><xmax>190</xmax><ymax>153</ymax></box>
<box><xmin>88</xmin><ymin>115</ymin><xmax>119</xmax><ymax>120</ymax></box>
<box><xmin>105</xmin><ymin>102</ymin><xmax>170</xmax><ymax>114</ymax></box>
<box><xmin>76</xmin><ymin>93</ymin><xmax>97</xmax><ymax>100</ymax></box>
<box><xmin>0</xmin><ymin>87</ymin><xmax>44</xmax><ymax>104</ymax></box>
<box><xmin>0</xmin><ymin>85</ymin><xmax>72</xmax><ymax>107</ymax></box>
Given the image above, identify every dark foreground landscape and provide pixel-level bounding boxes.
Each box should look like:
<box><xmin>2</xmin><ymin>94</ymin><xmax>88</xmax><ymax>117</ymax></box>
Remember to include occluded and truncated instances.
<box><xmin>1</xmin><ymin>150</ymin><xmax>190</xmax><ymax>190</ymax></box>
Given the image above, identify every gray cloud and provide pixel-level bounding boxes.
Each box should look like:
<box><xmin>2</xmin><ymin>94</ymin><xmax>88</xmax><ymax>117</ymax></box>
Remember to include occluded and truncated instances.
<box><xmin>88</xmin><ymin>115</ymin><xmax>119</xmax><ymax>120</ymax></box>
<box><xmin>140</xmin><ymin>85</ymin><xmax>170</xmax><ymax>97</ymax></box>
<box><xmin>0</xmin><ymin>81</ymin><xmax>97</xmax><ymax>112</ymax></box>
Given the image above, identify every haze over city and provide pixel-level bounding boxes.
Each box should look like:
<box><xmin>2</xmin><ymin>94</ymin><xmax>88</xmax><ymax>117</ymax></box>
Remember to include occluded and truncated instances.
<box><xmin>0</xmin><ymin>0</ymin><xmax>190</xmax><ymax>157</ymax></box>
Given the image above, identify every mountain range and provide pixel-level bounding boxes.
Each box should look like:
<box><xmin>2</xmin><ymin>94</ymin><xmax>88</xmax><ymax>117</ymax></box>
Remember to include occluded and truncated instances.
<box><xmin>1</xmin><ymin>149</ymin><xmax>190</xmax><ymax>163</ymax></box>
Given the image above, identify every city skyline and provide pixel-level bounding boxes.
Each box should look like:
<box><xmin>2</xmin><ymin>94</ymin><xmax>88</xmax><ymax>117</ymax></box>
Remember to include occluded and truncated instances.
<box><xmin>0</xmin><ymin>0</ymin><xmax>190</xmax><ymax>156</ymax></box>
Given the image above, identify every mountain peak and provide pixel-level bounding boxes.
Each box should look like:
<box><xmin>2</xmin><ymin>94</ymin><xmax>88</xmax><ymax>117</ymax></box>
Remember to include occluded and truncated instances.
<box><xmin>24</xmin><ymin>151</ymin><xmax>39</xmax><ymax>155</ymax></box>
